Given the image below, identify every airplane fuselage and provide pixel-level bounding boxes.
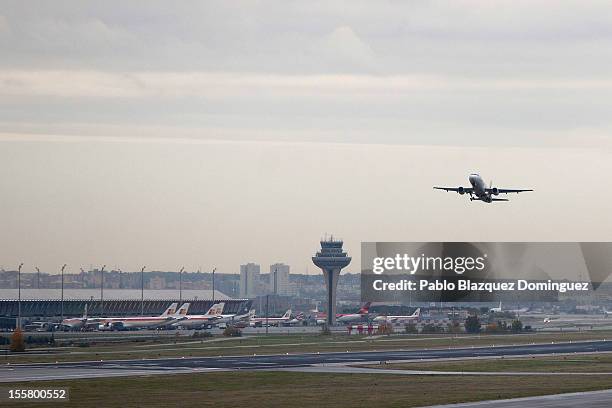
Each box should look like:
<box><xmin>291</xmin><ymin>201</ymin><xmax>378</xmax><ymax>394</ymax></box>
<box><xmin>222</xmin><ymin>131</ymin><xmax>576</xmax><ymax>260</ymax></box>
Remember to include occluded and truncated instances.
<box><xmin>173</xmin><ymin>314</ymin><xmax>240</xmax><ymax>329</ymax></box>
<box><xmin>469</xmin><ymin>174</ymin><xmax>494</xmax><ymax>202</ymax></box>
<box><xmin>336</xmin><ymin>313</ymin><xmax>368</xmax><ymax>324</ymax></box>
<box><xmin>97</xmin><ymin>316</ymin><xmax>174</xmax><ymax>330</ymax></box>
<box><xmin>249</xmin><ymin>317</ymin><xmax>291</xmax><ymax>327</ymax></box>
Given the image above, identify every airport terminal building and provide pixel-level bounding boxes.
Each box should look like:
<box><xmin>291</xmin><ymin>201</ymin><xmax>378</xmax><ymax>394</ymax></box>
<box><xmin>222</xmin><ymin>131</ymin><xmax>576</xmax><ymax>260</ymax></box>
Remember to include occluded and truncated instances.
<box><xmin>0</xmin><ymin>289</ymin><xmax>252</xmax><ymax>329</ymax></box>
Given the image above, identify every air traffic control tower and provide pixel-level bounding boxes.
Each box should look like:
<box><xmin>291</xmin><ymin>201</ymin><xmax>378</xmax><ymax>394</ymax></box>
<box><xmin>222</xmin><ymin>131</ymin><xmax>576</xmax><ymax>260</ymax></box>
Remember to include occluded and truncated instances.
<box><xmin>312</xmin><ymin>236</ymin><xmax>351</xmax><ymax>326</ymax></box>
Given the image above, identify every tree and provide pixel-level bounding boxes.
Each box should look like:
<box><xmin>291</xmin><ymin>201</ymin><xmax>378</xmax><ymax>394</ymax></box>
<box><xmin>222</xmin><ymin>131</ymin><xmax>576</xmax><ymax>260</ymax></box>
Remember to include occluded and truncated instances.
<box><xmin>404</xmin><ymin>322</ymin><xmax>418</xmax><ymax>334</ymax></box>
<box><xmin>511</xmin><ymin>319</ymin><xmax>523</xmax><ymax>333</ymax></box>
<box><xmin>447</xmin><ymin>321</ymin><xmax>462</xmax><ymax>334</ymax></box>
<box><xmin>222</xmin><ymin>326</ymin><xmax>242</xmax><ymax>337</ymax></box>
<box><xmin>464</xmin><ymin>315</ymin><xmax>481</xmax><ymax>333</ymax></box>
<box><xmin>10</xmin><ymin>328</ymin><xmax>25</xmax><ymax>352</ymax></box>
<box><xmin>421</xmin><ymin>323</ymin><xmax>444</xmax><ymax>334</ymax></box>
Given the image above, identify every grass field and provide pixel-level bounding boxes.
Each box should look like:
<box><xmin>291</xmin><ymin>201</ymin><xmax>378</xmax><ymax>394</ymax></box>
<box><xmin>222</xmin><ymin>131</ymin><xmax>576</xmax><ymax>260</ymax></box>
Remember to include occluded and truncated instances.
<box><xmin>2</xmin><ymin>371</ymin><xmax>612</xmax><ymax>408</ymax></box>
<box><xmin>3</xmin><ymin>330</ymin><xmax>612</xmax><ymax>364</ymax></box>
<box><xmin>364</xmin><ymin>352</ymin><xmax>612</xmax><ymax>373</ymax></box>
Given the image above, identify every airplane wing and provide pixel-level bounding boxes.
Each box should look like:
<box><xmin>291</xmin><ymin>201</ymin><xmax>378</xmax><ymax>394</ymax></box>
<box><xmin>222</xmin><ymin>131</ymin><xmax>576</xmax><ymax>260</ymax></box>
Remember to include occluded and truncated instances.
<box><xmin>433</xmin><ymin>187</ymin><xmax>473</xmax><ymax>194</ymax></box>
<box><xmin>486</xmin><ymin>188</ymin><xmax>533</xmax><ymax>194</ymax></box>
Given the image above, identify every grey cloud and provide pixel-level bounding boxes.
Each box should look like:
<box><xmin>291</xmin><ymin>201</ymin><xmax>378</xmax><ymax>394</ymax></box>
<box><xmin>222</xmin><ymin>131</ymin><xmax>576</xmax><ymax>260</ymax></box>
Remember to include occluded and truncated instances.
<box><xmin>2</xmin><ymin>1</ymin><xmax>612</xmax><ymax>147</ymax></box>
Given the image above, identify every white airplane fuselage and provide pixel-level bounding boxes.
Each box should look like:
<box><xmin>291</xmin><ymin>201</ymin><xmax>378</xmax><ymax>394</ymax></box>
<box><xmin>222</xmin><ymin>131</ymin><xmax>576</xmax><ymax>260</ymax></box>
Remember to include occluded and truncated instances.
<box><xmin>61</xmin><ymin>318</ymin><xmax>86</xmax><ymax>330</ymax></box>
<box><xmin>97</xmin><ymin>316</ymin><xmax>175</xmax><ymax>330</ymax></box>
<box><xmin>336</xmin><ymin>313</ymin><xmax>369</xmax><ymax>324</ymax></box>
<box><xmin>469</xmin><ymin>174</ymin><xmax>494</xmax><ymax>202</ymax></box>
<box><xmin>174</xmin><ymin>314</ymin><xmax>238</xmax><ymax>329</ymax></box>
<box><xmin>373</xmin><ymin>308</ymin><xmax>420</xmax><ymax>324</ymax></box>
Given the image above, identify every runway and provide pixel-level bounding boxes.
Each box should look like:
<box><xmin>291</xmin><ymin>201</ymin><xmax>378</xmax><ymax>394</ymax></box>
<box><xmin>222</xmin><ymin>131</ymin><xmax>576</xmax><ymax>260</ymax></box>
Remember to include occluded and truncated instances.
<box><xmin>1</xmin><ymin>339</ymin><xmax>612</xmax><ymax>382</ymax></box>
<box><xmin>426</xmin><ymin>389</ymin><xmax>612</xmax><ymax>407</ymax></box>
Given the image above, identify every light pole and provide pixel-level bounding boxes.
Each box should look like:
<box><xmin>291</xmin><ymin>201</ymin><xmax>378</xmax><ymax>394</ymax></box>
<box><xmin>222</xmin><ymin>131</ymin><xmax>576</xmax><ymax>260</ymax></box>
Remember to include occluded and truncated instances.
<box><xmin>35</xmin><ymin>267</ymin><xmax>40</xmax><ymax>289</ymax></box>
<box><xmin>178</xmin><ymin>267</ymin><xmax>184</xmax><ymax>305</ymax></box>
<box><xmin>60</xmin><ymin>264</ymin><xmax>67</xmax><ymax>322</ymax></box>
<box><xmin>265</xmin><ymin>294</ymin><xmax>269</xmax><ymax>336</ymax></box>
<box><xmin>212</xmin><ymin>267</ymin><xmax>216</xmax><ymax>302</ymax></box>
<box><xmin>17</xmin><ymin>263</ymin><xmax>23</xmax><ymax>330</ymax></box>
<box><xmin>140</xmin><ymin>266</ymin><xmax>146</xmax><ymax>315</ymax></box>
<box><xmin>100</xmin><ymin>265</ymin><xmax>106</xmax><ymax>317</ymax></box>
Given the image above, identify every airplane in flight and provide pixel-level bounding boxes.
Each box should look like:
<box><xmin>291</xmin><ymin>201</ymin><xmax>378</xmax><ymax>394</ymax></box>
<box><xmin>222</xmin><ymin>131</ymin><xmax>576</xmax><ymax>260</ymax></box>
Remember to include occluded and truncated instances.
<box><xmin>434</xmin><ymin>173</ymin><xmax>533</xmax><ymax>203</ymax></box>
<box><xmin>373</xmin><ymin>308</ymin><xmax>421</xmax><ymax>324</ymax></box>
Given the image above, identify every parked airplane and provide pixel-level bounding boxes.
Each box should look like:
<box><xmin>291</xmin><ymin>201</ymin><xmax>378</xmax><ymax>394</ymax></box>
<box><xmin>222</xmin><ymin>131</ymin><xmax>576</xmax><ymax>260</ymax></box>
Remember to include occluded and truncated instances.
<box><xmin>603</xmin><ymin>308</ymin><xmax>612</xmax><ymax>317</ymax></box>
<box><xmin>542</xmin><ymin>314</ymin><xmax>603</xmax><ymax>324</ymax></box>
<box><xmin>490</xmin><ymin>302</ymin><xmax>503</xmax><ymax>313</ymax></box>
<box><xmin>434</xmin><ymin>173</ymin><xmax>533</xmax><ymax>203</ymax></box>
<box><xmin>97</xmin><ymin>302</ymin><xmax>186</xmax><ymax>331</ymax></box>
<box><xmin>249</xmin><ymin>309</ymin><xmax>292</xmax><ymax>327</ymax></box>
<box><xmin>314</xmin><ymin>303</ymin><xmax>372</xmax><ymax>325</ymax></box>
<box><xmin>172</xmin><ymin>303</ymin><xmax>238</xmax><ymax>329</ymax></box>
<box><xmin>287</xmin><ymin>312</ymin><xmax>306</xmax><ymax>326</ymax></box>
<box><xmin>507</xmin><ymin>306</ymin><xmax>530</xmax><ymax>314</ymax></box>
<box><xmin>337</xmin><ymin>303</ymin><xmax>372</xmax><ymax>324</ymax></box>
<box><xmin>373</xmin><ymin>308</ymin><xmax>420</xmax><ymax>324</ymax></box>
<box><xmin>61</xmin><ymin>304</ymin><xmax>90</xmax><ymax>331</ymax></box>
<box><xmin>543</xmin><ymin>315</ymin><xmax>584</xmax><ymax>324</ymax></box>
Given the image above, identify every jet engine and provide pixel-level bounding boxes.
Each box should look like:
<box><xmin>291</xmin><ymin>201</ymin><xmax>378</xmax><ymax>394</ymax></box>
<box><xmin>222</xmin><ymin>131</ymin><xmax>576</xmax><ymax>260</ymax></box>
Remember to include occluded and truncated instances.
<box><xmin>457</xmin><ymin>187</ymin><xmax>465</xmax><ymax>195</ymax></box>
<box><xmin>110</xmin><ymin>322</ymin><xmax>125</xmax><ymax>331</ymax></box>
<box><xmin>491</xmin><ymin>188</ymin><xmax>499</xmax><ymax>196</ymax></box>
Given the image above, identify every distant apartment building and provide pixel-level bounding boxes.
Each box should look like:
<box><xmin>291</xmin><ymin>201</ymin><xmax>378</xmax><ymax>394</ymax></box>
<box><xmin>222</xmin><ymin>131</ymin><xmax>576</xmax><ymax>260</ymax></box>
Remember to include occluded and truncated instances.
<box><xmin>240</xmin><ymin>263</ymin><xmax>260</xmax><ymax>298</ymax></box>
<box><xmin>149</xmin><ymin>276</ymin><xmax>166</xmax><ymax>290</ymax></box>
<box><xmin>269</xmin><ymin>263</ymin><xmax>290</xmax><ymax>295</ymax></box>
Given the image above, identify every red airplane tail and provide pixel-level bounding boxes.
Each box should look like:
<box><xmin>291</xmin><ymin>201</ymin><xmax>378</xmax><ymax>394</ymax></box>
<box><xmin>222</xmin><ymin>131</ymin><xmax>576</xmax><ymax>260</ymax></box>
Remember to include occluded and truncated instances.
<box><xmin>359</xmin><ymin>302</ymin><xmax>371</xmax><ymax>314</ymax></box>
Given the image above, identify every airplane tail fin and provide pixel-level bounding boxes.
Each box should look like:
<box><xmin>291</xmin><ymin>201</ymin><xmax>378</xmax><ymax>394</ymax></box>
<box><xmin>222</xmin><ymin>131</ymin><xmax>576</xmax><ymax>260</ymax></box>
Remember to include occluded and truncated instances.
<box><xmin>174</xmin><ymin>303</ymin><xmax>190</xmax><ymax>316</ymax></box>
<box><xmin>412</xmin><ymin>308</ymin><xmax>421</xmax><ymax>318</ymax></box>
<box><xmin>282</xmin><ymin>309</ymin><xmax>292</xmax><ymax>319</ymax></box>
<box><xmin>83</xmin><ymin>304</ymin><xmax>88</xmax><ymax>319</ymax></box>
<box><xmin>161</xmin><ymin>302</ymin><xmax>179</xmax><ymax>316</ymax></box>
<box><xmin>206</xmin><ymin>302</ymin><xmax>225</xmax><ymax>316</ymax></box>
<box><xmin>359</xmin><ymin>302</ymin><xmax>371</xmax><ymax>314</ymax></box>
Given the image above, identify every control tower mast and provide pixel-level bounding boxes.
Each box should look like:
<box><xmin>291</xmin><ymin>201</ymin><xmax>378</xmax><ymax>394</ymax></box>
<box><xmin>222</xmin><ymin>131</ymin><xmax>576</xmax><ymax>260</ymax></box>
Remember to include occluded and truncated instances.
<box><xmin>312</xmin><ymin>235</ymin><xmax>351</xmax><ymax>326</ymax></box>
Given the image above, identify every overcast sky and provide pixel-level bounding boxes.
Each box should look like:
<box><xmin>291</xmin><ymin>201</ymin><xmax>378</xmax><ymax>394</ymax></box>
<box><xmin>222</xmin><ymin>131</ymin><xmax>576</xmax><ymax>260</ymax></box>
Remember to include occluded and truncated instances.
<box><xmin>2</xmin><ymin>1</ymin><xmax>612</xmax><ymax>275</ymax></box>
